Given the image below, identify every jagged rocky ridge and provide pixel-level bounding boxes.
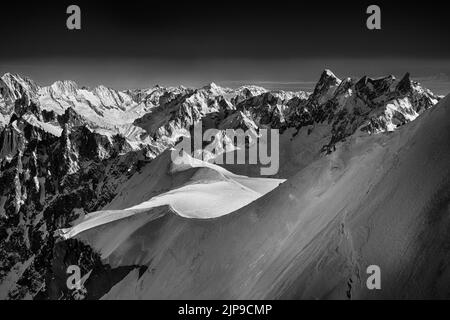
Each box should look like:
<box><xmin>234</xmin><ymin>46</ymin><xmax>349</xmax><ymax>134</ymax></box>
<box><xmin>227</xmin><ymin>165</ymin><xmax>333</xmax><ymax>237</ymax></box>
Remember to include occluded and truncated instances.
<box><xmin>0</xmin><ymin>70</ymin><xmax>441</xmax><ymax>299</ymax></box>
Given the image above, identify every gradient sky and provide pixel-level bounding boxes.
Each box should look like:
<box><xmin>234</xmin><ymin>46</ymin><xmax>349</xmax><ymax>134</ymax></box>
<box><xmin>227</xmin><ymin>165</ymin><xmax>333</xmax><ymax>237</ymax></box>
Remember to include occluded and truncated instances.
<box><xmin>1</xmin><ymin>0</ymin><xmax>449</xmax><ymax>94</ymax></box>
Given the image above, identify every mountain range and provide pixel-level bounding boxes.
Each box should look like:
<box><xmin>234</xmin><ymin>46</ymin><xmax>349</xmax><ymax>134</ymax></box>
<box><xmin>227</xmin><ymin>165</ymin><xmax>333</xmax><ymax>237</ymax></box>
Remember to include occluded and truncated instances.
<box><xmin>0</xmin><ymin>69</ymin><xmax>448</xmax><ymax>299</ymax></box>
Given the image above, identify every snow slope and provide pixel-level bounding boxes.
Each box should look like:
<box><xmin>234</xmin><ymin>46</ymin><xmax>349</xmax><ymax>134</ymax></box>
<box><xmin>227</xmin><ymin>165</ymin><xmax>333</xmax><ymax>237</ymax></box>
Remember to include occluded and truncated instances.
<box><xmin>61</xmin><ymin>94</ymin><xmax>450</xmax><ymax>300</ymax></box>
<box><xmin>58</xmin><ymin>153</ymin><xmax>285</xmax><ymax>262</ymax></box>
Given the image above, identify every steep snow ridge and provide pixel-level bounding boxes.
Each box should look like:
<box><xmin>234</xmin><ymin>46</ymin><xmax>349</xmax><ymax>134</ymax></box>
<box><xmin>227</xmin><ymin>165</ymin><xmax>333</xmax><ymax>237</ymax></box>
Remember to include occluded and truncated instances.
<box><xmin>57</xmin><ymin>153</ymin><xmax>285</xmax><ymax>260</ymax></box>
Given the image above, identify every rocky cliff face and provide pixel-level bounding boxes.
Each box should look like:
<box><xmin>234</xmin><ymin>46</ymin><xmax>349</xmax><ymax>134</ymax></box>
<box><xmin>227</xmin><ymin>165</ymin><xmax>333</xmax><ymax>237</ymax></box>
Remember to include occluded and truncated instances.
<box><xmin>0</xmin><ymin>70</ymin><xmax>441</xmax><ymax>299</ymax></box>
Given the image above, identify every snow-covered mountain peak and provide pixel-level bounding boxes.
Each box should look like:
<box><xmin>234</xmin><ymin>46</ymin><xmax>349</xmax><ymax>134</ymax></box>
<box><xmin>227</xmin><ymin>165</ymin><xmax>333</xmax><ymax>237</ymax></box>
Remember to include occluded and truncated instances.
<box><xmin>322</xmin><ymin>69</ymin><xmax>339</xmax><ymax>79</ymax></box>
<box><xmin>231</xmin><ymin>85</ymin><xmax>268</xmax><ymax>105</ymax></box>
<box><xmin>200</xmin><ymin>82</ymin><xmax>231</xmax><ymax>96</ymax></box>
<box><xmin>0</xmin><ymin>73</ymin><xmax>39</xmax><ymax>101</ymax></box>
<box><xmin>1</xmin><ymin>73</ymin><xmax>37</xmax><ymax>88</ymax></box>
<box><xmin>204</xmin><ymin>82</ymin><xmax>220</xmax><ymax>90</ymax></box>
<box><xmin>47</xmin><ymin>80</ymin><xmax>79</xmax><ymax>96</ymax></box>
<box><xmin>1</xmin><ymin>72</ymin><xmax>25</xmax><ymax>84</ymax></box>
<box><xmin>236</xmin><ymin>85</ymin><xmax>268</xmax><ymax>96</ymax></box>
<box><xmin>310</xmin><ymin>69</ymin><xmax>342</xmax><ymax>105</ymax></box>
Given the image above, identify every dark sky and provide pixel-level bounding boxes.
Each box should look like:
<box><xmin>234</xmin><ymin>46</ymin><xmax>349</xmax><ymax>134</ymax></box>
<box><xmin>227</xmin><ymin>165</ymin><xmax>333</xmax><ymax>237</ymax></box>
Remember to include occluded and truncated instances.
<box><xmin>1</xmin><ymin>0</ymin><xmax>449</xmax><ymax>93</ymax></box>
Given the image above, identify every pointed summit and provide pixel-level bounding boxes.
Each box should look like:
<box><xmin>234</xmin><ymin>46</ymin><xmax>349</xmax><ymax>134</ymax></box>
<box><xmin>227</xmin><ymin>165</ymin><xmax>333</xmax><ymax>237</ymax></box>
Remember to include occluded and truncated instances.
<box><xmin>322</xmin><ymin>69</ymin><xmax>339</xmax><ymax>80</ymax></box>
<box><xmin>317</xmin><ymin>69</ymin><xmax>341</xmax><ymax>87</ymax></box>
<box><xmin>310</xmin><ymin>69</ymin><xmax>342</xmax><ymax>105</ymax></box>
<box><xmin>200</xmin><ymin>82</ymin><xmax>228</xmax><ymax>97</ymax></box>
<box><xmin>397</xmin><ymin>72</ymin><xmax>413</xmax><ymax>94</ymax></box>
<box><xmin>202</xmin><ymin>82</ymin><xmax>221</xmax><ymax>91</ymax></box>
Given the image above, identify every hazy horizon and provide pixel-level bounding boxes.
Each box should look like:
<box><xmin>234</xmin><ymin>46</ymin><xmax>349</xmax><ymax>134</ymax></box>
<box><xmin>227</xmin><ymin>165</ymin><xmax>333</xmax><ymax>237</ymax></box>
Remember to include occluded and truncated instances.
<box><xmin>1</xmin><ymin>58</ymin><xmax>449</xmax><ymax>95</ymax></box>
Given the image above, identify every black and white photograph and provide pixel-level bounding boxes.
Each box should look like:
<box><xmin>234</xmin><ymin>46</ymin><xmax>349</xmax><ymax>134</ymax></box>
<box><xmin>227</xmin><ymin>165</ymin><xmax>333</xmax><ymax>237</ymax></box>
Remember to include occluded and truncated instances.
<box><xmin>0</xmin><ymin>0</ymin><xmax>450</xmax><ymax>306</ymax></box>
